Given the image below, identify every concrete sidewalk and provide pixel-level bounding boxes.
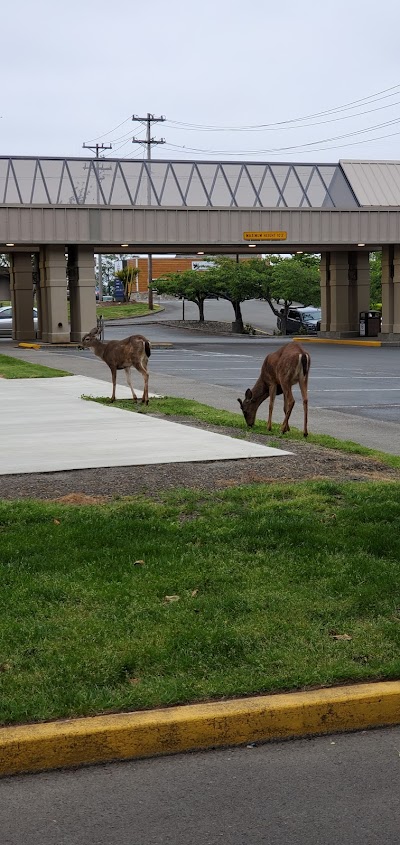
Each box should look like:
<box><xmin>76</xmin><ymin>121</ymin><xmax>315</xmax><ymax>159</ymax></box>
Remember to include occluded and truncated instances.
<box><xmin>0</xmin><ymin>375</ymin><xmax>290</xmax><ymax>475</ymax></box>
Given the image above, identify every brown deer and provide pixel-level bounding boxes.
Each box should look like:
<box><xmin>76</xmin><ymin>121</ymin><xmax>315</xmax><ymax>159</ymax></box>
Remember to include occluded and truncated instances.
<box><xmin>80</xmin><ymin>328</ymin><xmax>151</xmax><ymax>404</ymax></box>
<box><xmin>237</xmin><ymin>342</ymin><xmax>311</xmax><ymax>437</ymax></box>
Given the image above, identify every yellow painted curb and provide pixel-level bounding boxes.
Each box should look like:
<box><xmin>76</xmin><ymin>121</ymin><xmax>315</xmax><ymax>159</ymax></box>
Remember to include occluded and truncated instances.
<box><xmin>1</xmin><ymin>681</ymin><xmax>400</xmax><ymax>777</ymax></box>
<box><xmin>292</xmin><ymin>337</ymin><xmax>381</xmax><ymax>347</ymax></box>
<box><xmin>17</xmin><ymin>342</ymin><xmax>41</xmax><ymax>350</ymax></box>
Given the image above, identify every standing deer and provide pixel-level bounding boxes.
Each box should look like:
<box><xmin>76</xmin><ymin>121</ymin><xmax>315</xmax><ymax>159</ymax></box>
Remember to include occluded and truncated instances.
<box><xmin>237</xmin><ymin>342</ymin><xmax>311</xmax><ymax>437</ymax></box>
<box><xmin>80</xmin><ymin>328</ymin><xmax>151</xmax><ymax>404</ymax></box>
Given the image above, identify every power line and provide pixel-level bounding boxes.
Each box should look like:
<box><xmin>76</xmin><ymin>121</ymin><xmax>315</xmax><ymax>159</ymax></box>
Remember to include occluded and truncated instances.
<box><xmin>80</xmin><ymin>83</ymin><xmax>400</xmax><ymax>150</ymax></box>
<box><xmin>161</xmin><ymin>115</ymin><xmax>400</xmax><ymax>156</ymax></box>
<box><xmin>165</xmin><ymin>98</ymin><xmax>400</xmax><ymax>133</ymax></box>
<box><xmin>85</xmin><ymin>116</ymin><xmax>132</xmax><ymax>143</ymax></box>
<box><xmin>167</xmin><ymin>83</ymin><xmax>400</xmax><ymax>131</ymax></box>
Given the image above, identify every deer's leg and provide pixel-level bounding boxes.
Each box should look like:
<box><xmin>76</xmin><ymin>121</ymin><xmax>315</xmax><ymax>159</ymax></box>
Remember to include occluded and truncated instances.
<box><xmin>125</xmin><ymin>367</ymin><xmax>138</xmax><ymax>402</ymax></box>
<box><xmin>299</xmin><ymin>376</ymin><xmax>309</xmax><ymax>437</ymax></box>
<box><xmin>281</xmin><ymin>387</ymin><xmax>295</xmax><ymax>433</ymax></box>
<box><xmin>135</xmin><ymin>362</ymin><xmax>149</xmax><ymax>405</ymax></box>
<box><xmin>110</xmin><ymin>367</ymin><xmax>117</xmax><ymax>402</ymax></box>
<box><xmin>267</xmin><ymin>384</ymin><xmax>277</xmax><ymax>431</ymax></box>
<box><xmin>282</xmin><ymin>395</ymin><xmax>290</xmax><ymax>431</ymax></box>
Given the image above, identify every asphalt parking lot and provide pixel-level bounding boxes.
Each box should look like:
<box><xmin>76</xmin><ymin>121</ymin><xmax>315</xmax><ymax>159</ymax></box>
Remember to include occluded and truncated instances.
<box><xmin>147</xmin><ymin>342</ymin><xmax>400</xmax><ymax>425</ymax></box>
<box><xmin>58</xmin><ymin>328</ymin><xmax>400</xmax><ymax>427</ymax></box>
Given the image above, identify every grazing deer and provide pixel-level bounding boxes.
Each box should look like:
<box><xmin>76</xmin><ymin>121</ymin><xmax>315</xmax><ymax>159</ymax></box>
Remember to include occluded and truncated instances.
<box><xmin>80</xmin><ymin>328</ymin><xmax>151</xmax><ymax>404</ymax></box>
<box><xmin>237</xmin><ymin>342</ymin><xmax>311</xmax><ymax>437</ymax></box>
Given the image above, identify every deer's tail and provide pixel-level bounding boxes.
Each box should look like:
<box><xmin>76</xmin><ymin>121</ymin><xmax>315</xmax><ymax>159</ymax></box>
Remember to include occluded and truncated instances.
<box><xmin>301</xmin><ymin>352</ymin><xmax>310</xmax><ymax>377</ymax></box>
<box><xmin>145</xmin><ymin>340</ymin><xmax>151</xmax><ymax>358</ymax></box>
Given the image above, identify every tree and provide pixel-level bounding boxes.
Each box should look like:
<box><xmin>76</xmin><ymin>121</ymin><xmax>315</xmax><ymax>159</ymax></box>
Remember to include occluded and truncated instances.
<box><xmin>207</xmin><ymin>257</ymin><xmax>265</xmax><ymax>329</ymax></box>
<box><xmin>260</xmin><ymin>255</ymin><xmax>320</xmax><ymax>335</ymax></box>
<box><xmin>0</xmin><ymin>254</ymin><xmax>10</xmax><ymax>268</ymax></box>
<box><xmin>154</xmin><ymin>270</ymin><xmax>218</xmax><ymax>321</ymax></box>
<box><xmin>370</xmin><ymin>251</ymin><xmax>382</xmax><ymax>307</ymax></box>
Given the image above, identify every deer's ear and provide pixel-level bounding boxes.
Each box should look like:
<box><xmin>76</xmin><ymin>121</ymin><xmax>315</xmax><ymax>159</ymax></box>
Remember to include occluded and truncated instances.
<box><xmin>237</xmin><ymin>398</ymin><xmax>243</xmax><ymax>408</ymax></box>
<box><xmin>245</xmin><ymin>388</ymin><xmax>253</xmax><ymax>400</ymax></box>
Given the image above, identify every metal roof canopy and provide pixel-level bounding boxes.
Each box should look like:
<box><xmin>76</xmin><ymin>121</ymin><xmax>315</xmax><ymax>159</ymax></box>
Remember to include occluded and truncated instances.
<box><xmin>2</xmin><ymin>158</ymin><xmax>400</xmax><ymax>250</ymax></box>
<box><xmin>340</xmin><ymin>160</ymin><xmax>400</xmax><ymax>206</ymax></box>
<box><xmin>0</xmin><ymin>157</ymin><xmax>358</xmax><ymax>209</ymax></box>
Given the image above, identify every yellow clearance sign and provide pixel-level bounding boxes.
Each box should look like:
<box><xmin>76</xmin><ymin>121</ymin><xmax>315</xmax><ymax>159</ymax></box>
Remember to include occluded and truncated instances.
<box><xmin>243</xmin><ymin>231</ymin><xmax>287</xmax><ymax>241</ymax></box>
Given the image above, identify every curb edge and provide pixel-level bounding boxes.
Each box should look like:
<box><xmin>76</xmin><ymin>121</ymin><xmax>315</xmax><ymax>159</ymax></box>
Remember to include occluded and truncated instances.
<box><xmin>1</xmin><ymin>681</ymin><xmax>400</xmax><ymax>777</ymax></box>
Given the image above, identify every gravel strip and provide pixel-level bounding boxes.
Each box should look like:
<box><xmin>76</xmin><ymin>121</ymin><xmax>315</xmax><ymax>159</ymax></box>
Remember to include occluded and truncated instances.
<box><xmin>0</xmin><ymin>416</ymin><xmax>398</xmax><ymax>501</ymax></box>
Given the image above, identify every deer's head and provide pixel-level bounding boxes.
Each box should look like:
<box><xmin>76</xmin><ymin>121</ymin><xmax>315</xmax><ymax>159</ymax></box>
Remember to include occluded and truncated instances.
<box><xmin>80</xmin><ymin>327</ymin><xmax>101</xmax><ymax>349</ymax></box>
<box><xmin>237</xmin><ymin>388</ymin><xmax>258</xmax><ymax>427</ymax></box>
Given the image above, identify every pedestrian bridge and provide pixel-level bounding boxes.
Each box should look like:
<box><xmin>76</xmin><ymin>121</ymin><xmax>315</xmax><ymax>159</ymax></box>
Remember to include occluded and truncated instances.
<box><xmin>1</xmin><ymin>157</ymin><xmax>399</xmax><ymax>342</ymax></box>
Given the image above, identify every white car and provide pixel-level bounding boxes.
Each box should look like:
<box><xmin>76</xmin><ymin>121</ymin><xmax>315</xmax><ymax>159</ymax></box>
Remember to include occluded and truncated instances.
<box><xmin>0</xmin><ymin>306</ymin><xmax>38</xmax><ymax>337</ymax></box>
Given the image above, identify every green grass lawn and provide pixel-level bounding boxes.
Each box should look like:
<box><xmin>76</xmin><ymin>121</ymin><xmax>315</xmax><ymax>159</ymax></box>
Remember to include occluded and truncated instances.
<box><xmin>1</xmin><ymin>481</ymin><xmax>400</xmax><ymax>726</ymax></box>
<box><xmin>86</xmin><ymin>395</ymin><xmax>400</xmax><ymax>471</ymax></box>
<box><xmin>96</xmin><ymin>303</ymin><xmax>162</xmax><ymax>320</ymax></box>
<box><xmin>0</xmin><ymin>354</ymin><xmax>70</xmax><ymax>379</ymax></box>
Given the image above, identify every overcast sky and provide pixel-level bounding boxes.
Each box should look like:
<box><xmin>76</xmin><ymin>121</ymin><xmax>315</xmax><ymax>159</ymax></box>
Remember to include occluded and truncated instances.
<box><xmin>2</xmin><ymin>0</ymin><xmax>400</xmax><ymax>163</ymax></box>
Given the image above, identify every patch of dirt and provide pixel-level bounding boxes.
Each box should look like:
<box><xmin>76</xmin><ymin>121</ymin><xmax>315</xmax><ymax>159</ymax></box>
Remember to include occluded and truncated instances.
<box><xmin>0</xmin><ymin>414</ymin><xmax>398</xmax><ymax>500</ymax></box>
<box><xmin>156</xmin><ymin>320</ymin><xmax>268</xmax><ymax>336</ymax></box>
<box><xmin>52</xmin><ymin>493</ymin><xmax>109</xmax><ymax>505</ymax></box>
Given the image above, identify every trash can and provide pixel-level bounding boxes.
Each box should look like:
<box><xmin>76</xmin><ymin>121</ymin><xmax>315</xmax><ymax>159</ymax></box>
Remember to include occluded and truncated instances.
<box><xmin>359</xmin><ymin>311</ymin><xmax>381</xmax><ymax>337</ymax></box>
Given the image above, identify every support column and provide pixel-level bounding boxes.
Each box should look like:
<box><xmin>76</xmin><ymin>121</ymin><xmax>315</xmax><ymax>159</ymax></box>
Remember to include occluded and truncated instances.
<box><xmin>380</xmin><ymin>246</ymin><xmax>394</xmax><ymax>335</ymax></box>
<box><xmin>68</xmin><ymin>246</ymin><xmax>97</xmax><ymax>342</ymax></box>
<box><xmin>9</xmin><ymin>253</ymin><xmax>35</xmax><ymax>340</ymax></box>
<box><xmin>319</xmin><ymin>251</ymin><xmax>370</xmax><ymax>338</ymax></box>
<box><xmin>39</xmin><ymin>246</ymin><xmax>69</xmax><ymax>343</ymax></box>
<box><xmin>319</xmin><ymin>252</ymin><xmax>330</xmax><ymax>332</ymax></box>
<box><xmin>330</xmin><ymin>253</ymin><xmax>354</xmax><ymax>335</ymax></box>
<box><xmin>32</xmin><ymin>253</ymin><xmax>42</xmax><ymax>340</ymax></box>
<box><xmin>393</xmin><ymin>246</ymin><xmax>400</xmax><ymax>336</ymax></box>
<box><xmin>351</xmin><ymin>250</ymin><xmax>370</xmax><ymax>326</ymax></box>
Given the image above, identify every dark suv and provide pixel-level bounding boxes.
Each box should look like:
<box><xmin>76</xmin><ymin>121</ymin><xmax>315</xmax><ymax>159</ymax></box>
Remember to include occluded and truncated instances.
<box><xmin>277</xmin><ymin>306</ymin><xmax>321</xmax><ymax>335</ymax></box>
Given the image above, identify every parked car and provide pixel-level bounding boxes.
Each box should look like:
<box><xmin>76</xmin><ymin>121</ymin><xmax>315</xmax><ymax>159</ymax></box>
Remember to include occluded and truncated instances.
<box><xmin>277</xmin><ymin>306</ymin><xmax>321</xmax><ymax>335</ymax></box>
<box><xmin>0</xmin><ymin>305</ymin><xmax>38</xmax><ymax>337</ymax></box>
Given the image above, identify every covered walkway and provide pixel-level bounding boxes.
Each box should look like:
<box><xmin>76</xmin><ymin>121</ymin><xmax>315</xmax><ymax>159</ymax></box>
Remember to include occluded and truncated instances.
<box><xmin>1</xmin><ymin>157</ymin><xmax>400</xmax><ymax>342</ymax></box>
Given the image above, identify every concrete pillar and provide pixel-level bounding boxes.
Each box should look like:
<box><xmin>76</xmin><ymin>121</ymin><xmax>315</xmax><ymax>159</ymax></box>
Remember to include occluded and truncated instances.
<box><xmin>329</xmin><ymin>252</ymin><xmax>353</xmax><ymax>334</ymax></box>
<box><xmin>39</xmin><ymin>246</ymin><xmax>69</xmax><ymax>343</ymax></box>
<box><xmin>9</xmin><ymin>253</ymin><xmax>35</xmax><ymax>340</ymax></box>
<box><xmin>381</xmin><ymin>246</ymin><xmax>394</xmax><ymax>335</ymax></box>
<box><xmin>319</xmin><ymin>252</ymin><xmax>330</xmax><ymax>332</ymax></box>
<box><xmin>32</xmin><ymin>253</ymin><xmax>42</xmax><ymax>340</ymax></box>
<box><xmin>68</xmin><ymin>246</ymin><xmax>97</xmax><ymax>342</ymax></box>
<box><xmin>351</xmin><ymin>251</ymin><xmax>370</xmax><ymax>326</ymax></box>
<box><xmin>319</xmin><ymin>251</ymin><xmax>370</xmax><ymax>337</ymax></box>
<box><xmin>393</xmin><ymin>246</ymin><xmax>400</xmax><ymax>336</ymax></box>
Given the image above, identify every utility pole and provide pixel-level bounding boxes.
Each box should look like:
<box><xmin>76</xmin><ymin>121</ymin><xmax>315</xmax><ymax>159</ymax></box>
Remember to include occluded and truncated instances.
<box><xmin>82</xmin><ymin>143</ymin><xmax>112</xmax><ymax>302</ymax></box>
<box><xmin>82</xmin><ymin>142</ymin><xmax>112</xmax><ymax>158</ymax></box>
<box><xmin>132</xmin><ymin>114</ymin><xmax>166</xmax><ymax>310</ymax></box>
